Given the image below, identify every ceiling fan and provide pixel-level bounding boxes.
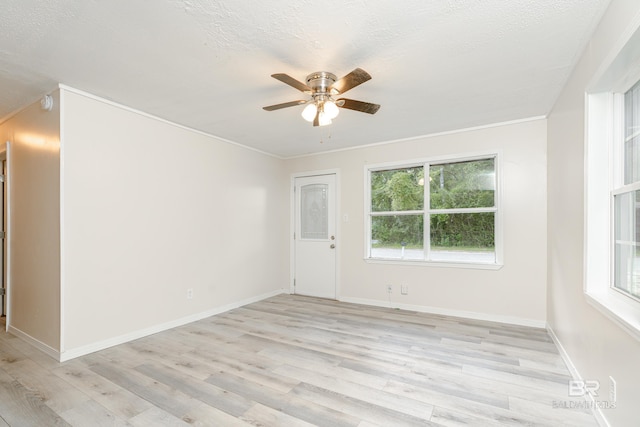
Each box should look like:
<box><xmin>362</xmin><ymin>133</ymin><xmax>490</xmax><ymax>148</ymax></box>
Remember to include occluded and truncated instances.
<box><xmin>263</xmin><ymin>68</ymin><xmax>380</xmax><ymax>126</ymax></box>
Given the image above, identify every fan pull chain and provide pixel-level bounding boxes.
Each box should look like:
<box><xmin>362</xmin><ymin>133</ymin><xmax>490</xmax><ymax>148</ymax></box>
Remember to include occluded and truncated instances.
<box><xmin>319</xmin><ymin>127</ymin><xmax>332</xmax><ymax>144</ymax></box>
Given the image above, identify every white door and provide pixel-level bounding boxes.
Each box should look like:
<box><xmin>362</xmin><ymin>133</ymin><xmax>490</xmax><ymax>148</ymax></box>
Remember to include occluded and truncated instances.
<box><xmin>294</xmin><ymin>174</ymin><xmax>336</xmax><ymax>299</ymax></box>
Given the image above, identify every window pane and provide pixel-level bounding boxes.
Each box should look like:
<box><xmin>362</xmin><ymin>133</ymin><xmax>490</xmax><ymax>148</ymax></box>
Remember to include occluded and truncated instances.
<box><xmin>624</xmin><ymin>81</ymin><xmax>640</xmax><ymax>185</ymax></box>
<box><xmin>430</xmin><ymin>212</ymin><xmax>495</xmax><ymax>263</ymax></box>
<box><xmin>301</xmin><ymin>184</ymin><xmax>328</xmax><ymax>239</ymax></box>
<box><xmin>614</xmin><ymin>190</ymin><xmax>640</xmax><ymax>299</ymax></box>
<box><xmin>430</xmin><ymin>159</ymin><xmax>495</xmax><ymax>209</ymax></box>
<box><xmin>371</xmin><ymin>167</ymin><xmax>424</xmax><ymax>212</ymax></box>
<box><xmin>624</xmin><ymin>136</ymin><xmax>640</xmax><ymax>185</ymax></box>
<box><xmin>370</xmin><ymin>215</ymin><xmax>424</xmax><ymax>259</ymax></box>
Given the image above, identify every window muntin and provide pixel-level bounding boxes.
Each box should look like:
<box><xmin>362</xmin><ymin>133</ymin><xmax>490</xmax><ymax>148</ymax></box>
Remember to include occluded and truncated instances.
<box><xmin>367</xmin><ymin>156</ymin><xmax>498</xmax><ymax>264</ymax></box>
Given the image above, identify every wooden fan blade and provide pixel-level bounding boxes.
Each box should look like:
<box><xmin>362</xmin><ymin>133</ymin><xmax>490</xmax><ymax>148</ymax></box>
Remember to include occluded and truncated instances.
<box><xmin>330</xmin><ymin>68</ymin><xmax>372</xmax><ymax>94</ymax></box>
<box><xmin>336</xmin><ymin>98</ymin><xmax>381</xmax><ymax>114</ymax></box>
<box><xmin>262</xmin><ymin>100</ymin><xmax>307</xmax><ymax>111</ymax></box>
<box><xmin>271</xmin><ymin>73</ymin><xmax>312</xmax><ymax>93</ymax></box>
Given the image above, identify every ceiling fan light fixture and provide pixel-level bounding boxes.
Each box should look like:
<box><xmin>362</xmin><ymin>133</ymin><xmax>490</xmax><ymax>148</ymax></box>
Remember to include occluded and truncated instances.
<box><xmin>323</xmin><ymin>100</ymin><xmax>339</xmax><ymax>120</ymax></box>
<box><xmin>318</xmin><ymin>112</ymin><xmax>332</xmax><ymax>126</ymax></box>
<box><xmin>301</xmin><ymin>103</ymin><xmax>317</xmax><ymax>122</ymax></box>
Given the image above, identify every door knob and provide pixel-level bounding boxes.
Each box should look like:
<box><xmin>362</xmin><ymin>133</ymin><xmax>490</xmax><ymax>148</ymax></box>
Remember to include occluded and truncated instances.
<box><xmin>330</xmin><ymin>244</ymin><xmax>335</xmax><ymax>249</ymax></box>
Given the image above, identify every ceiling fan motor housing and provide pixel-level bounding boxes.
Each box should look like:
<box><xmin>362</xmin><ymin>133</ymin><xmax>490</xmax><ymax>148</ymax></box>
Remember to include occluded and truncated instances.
<box><xmin>306</xmin><ymin>71</ymin><xmax>337</xmax><ymax>94</ymax></box>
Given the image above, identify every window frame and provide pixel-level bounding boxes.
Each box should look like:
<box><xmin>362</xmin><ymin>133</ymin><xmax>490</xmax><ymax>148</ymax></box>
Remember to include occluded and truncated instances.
<box><xmin>364</xmin><ymin>152</ymin><xmax>503</xmax><ymax>270</ymax></box>
<box><xmin>610</xmin><ymin>82</ymin><xmax>640</xmax><ymax>304</ymax></box>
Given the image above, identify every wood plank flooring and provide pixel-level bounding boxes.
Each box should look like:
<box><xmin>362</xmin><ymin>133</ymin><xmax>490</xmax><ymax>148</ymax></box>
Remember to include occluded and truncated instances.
<box><xmin>0</xmin><ymin>295</ymin><xmax>598</xmax><ymax>426</ymax></box>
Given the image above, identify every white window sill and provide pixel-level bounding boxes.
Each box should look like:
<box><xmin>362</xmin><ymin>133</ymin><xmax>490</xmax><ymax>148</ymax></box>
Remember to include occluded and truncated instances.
<box><xmin>585</xmin><ymin>290</ymin><xmax>640</xmax><ymax>341</ymax></box>
<box><xmin>364</xmin><ymin>257</ymin><xmax>504</xmax><ymax>270</ymax></box>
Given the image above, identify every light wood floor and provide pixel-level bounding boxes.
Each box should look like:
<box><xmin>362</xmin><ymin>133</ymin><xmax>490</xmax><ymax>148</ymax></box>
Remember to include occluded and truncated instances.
<box><xmin>0</xmin><ymin>294</ymin><xmax>597</xmax><ymax>426</ymax></box>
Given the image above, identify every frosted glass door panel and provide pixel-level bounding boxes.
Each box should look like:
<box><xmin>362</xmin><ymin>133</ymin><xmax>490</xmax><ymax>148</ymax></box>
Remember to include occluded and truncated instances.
<box><xmin>301</xmin><ymin>184</ymin><xmax>328</xmax><ymax>240</ymax></box>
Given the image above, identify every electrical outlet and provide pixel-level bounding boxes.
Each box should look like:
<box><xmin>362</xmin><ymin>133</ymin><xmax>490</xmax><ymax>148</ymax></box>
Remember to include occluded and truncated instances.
<box><xmin>187</xmin><ymin>288</ymin><xmax>193</xmax><ymax>299</ymax></box>
<box><xmin>387</xmin><ymin>284</ymin><xmax>393</xmax><ymax>293</ymax></box>
<box><xmin>401</xmin><ymin>284</ymin><xmax>408</xmax><ymax>295</ymax></box>
<box><xmin>609</xmin><ymin>376</ymin><xmax>617</xmax><ymax>402</ymax></box>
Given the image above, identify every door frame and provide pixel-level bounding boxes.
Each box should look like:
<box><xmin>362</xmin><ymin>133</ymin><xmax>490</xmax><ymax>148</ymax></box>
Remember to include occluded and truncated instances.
<box><xmin>290</xmin><ymin>169</ymin><xmax>341</xmax><ymax>298</ymax></box>
<box><xmin>0</xmin><ymin>142</ymin><xmax>9</xmax><ymax>330</ymax></box>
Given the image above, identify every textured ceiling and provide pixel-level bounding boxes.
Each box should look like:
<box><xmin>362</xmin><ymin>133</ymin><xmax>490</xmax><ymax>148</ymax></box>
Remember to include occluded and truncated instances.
<box><xmin>0</xmin><ymin>0</ymin><xmax>610</xmax><ymax>157</ymax></box>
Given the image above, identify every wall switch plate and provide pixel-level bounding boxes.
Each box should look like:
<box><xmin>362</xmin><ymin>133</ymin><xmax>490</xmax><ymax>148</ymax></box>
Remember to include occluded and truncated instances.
<box><xmin>609</xmin><ymin>376</ymin><xmax>616</xmax><ymax>402</ymax></box>
<box><xmin>187</xmin><ymin>288</ymin><xmax>193</xmax><ymax>299</ymax></box>
<box><xmin>387</xmin><ymin>284</ymin><xmax>392</xmax><ymax>293</ymax></box>
<box><xmin>401</xmin><ymin>284</ymin><xmax>408</xmax><ymax>295</ymax></box>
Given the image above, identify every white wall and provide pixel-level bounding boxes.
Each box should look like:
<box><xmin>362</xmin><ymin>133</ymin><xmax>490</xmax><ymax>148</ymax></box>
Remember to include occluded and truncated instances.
<box><xmin>547</xmin><ymin>1</ymin><xmax>640</xmax><ymax>425</ymax></box>
<box><xmin>60</xmin><ymin>89</ymin><xmax>288</xmax><ymax>356</ymax></box>
<box><xmin>286</xmin><ymin>118</ymin><xmax>547</xmax><ymax>325</ymax></box>
<box><xmin>0</xmin><ymin>91</ymin><xmax>61</xmax><ymax>352</ymax></box>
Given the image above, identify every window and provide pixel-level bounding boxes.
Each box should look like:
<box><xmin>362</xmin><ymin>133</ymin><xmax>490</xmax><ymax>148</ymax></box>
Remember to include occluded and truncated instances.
<box><xmin>613</xmin><ymin>81</ymin><xmax>640</xmax><ymax>301</ymax></box>
<box><xmin>366</xmin><ymin>155</ymin><xmax>499</xmax><ymax>266</ymax></box>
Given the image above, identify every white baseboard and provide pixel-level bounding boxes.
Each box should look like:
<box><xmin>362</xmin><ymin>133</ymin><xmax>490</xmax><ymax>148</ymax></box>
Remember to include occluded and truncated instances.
<box><xmin>7</xmin><ymin>325</ymin><xmax>60</xmax><ymax>360</ymax></box>
<box><xmin>338</xmin><ymin>296</ymin><xmax>546</xmax><ymax>328</ymax></box>
<box><xmin>58</xmin><ymin>288</ymin><xmax>285</xmax><ymax>362</ymax></box>
<box><xmin>547</xmin><ymin>325</ymin><xmax>611</xmax><ymax>427</ymax></box>
<box><xmin>546</xmin><ymin>325</ymin><xmax>581</xmax><ymax>379</ymax></box>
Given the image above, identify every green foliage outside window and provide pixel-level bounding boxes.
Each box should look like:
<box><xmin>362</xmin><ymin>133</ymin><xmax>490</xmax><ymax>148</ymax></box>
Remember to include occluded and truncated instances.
<box><xmin>371</xmin><ymin>167</ymin><xmax>423</xmax><ymax>212</ymax></box>
<box><xmin>371</xmin><ymin>167</ymin><xmax>423</xmax><ymax>246</ymax></box>
<box><xmin>430</xmin><ymin>159</ymin><xmax>495</xmax><ymax>209</ymax></box>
